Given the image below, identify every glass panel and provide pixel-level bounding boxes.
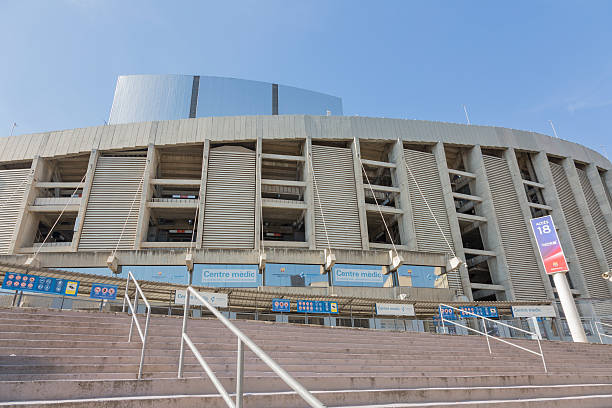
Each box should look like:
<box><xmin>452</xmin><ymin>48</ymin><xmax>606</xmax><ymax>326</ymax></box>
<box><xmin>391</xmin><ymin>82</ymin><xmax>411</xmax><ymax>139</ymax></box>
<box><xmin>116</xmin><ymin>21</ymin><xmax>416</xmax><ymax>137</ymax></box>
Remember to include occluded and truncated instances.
<box><xmin>331</xmin><ymin>264</ymin><xmax>393</xmax><ymax>287</ymax></box>
<box><xmin>278</xmin><ymin>85</ymin><xmax>343</xmax><ymax>116</ymax></box>
<box><xmin>396</xmin><ymin>265</ymin><xmax>447</xmax><ymax>288</ymax></box>
<box><xmin>197</xmin><ymin>76</ymin><xmax>271</xmax><ymax>117</ymax></box>
<box><xmin>264</xmin><ymin>263</ymin><xmax>329</xmax><ymax>287</ymax></box>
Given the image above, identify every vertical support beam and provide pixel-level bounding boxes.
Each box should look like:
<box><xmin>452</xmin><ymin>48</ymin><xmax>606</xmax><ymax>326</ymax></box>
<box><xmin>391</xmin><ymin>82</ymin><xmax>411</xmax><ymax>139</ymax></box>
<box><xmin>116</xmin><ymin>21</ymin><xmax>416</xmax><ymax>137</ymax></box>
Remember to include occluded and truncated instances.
<box><xmin>563</xmin><ymin>158</ymin><xmax>609</xmax><ymax>278</ymax></box>
<box><xmin>530</xmin><ymin>152</ymin><xmax>587</xmax><ymax>295</ymax></box>
<box><xmin>71</xmin><ymin>150</ymin><xmax>99</xmax><ymax>251</ymax></box>
<box><xmin>351</xmin><ymin>137</ymin><xmax>369</xmax><ymax>250</ymax></box>
<box><xmin>586</xmin><ymin>163</ymin><xmax>612</xmax><ymax>238</ymax></box>
<box><xmin>303</xmin><ymin>137</ymin><xmax>317</xmax><ymax>250</ymax></box>
<box><xmin>605</xmin><ymin>170</ymin><xmax>612</xmax><ymax>208</ymax></box>
<box><xmin>10</xmin><ymin>157</ymin><xmax>43</xmax><ymax>253</ymax></box>
<box><xmin>433</xmin><ymin>142</ymin><xmax>473</xmax><ymax>300</ymax></box>
<box><xmin>195</xmin><ymin>139</ymin><xmax>209</xmax><ymax>249</ymax></box>
<box><xmin>464</xmin><ymin>146</ymin><xmax>515</xmax><ymax>300</ymax></box>
<box><xmin>255</xmin><ymin>137</ymin><xmax>262</xmax><ymax>250</ymax></box>
<box><xmin>505</xmin><ymin>148</ymin><xmax>555</xmax><ymax>300</ymax></box>
<box><xmin>389</xmin><ymin>139</ymin><xmax>417</xmax><ymax>250</ymax></box>
<box><xmin>133</xmin><ymin>144</ymin><xmax>157</xmax><ymax>249</ymax></box>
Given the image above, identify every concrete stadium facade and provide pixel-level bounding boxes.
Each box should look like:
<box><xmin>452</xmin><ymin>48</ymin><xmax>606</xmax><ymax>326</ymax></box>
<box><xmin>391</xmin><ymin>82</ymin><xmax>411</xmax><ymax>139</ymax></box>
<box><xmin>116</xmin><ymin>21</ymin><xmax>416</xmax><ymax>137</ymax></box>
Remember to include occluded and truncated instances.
<box><xmin>0</xmin><ymin>114</ymin><xmax>611</xmax><ymax>318</ymax></box>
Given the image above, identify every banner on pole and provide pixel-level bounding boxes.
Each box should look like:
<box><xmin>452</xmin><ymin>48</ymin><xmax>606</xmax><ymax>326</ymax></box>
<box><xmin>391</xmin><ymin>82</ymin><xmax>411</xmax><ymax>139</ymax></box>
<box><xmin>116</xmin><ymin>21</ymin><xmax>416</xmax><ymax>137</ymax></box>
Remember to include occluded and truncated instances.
<box><xmin>530</xmin><ymin>215</ymin><xmax>569</xmax><ymax>274</ymax></box>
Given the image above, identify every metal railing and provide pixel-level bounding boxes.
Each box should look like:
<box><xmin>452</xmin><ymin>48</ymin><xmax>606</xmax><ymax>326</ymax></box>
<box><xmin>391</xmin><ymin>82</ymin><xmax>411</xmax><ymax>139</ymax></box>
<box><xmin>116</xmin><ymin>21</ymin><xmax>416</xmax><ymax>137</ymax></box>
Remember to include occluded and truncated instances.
<box><xmin>595</xmin><ymin>321</ymin><xmax>612</xmax><ymax>344</ymax></box>
<box><xmin>122</xmin><ymin>272</ymin><xmax>151</xmax><ymax>380</ymax></box>
<box><xmin>438</xmin><ymin>304</ymin><xmax>547</xmax><ymax>373</ymax></box>
<box><xmin>178</xmin><ymin>286</ymin><xmax>325</xmax><ymax>408</ymax></box>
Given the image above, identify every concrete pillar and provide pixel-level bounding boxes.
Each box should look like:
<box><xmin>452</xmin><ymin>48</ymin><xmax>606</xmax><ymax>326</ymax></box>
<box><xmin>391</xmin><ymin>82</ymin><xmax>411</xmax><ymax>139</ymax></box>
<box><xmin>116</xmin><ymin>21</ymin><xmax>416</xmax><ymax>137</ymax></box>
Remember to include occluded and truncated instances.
<box><xmin>563</xmin><ymin>158</ymin><xmax>610</xmax><ymax>278</ymax></box>
<box><xmin>351</xmin><ymin>137</ymin><xmax>370</xmax><ymax>250</ymax></box>
<box><xmin>71</xmin><ymin>150</ymin><xmax>99</xmax><ymax>251</ymax></box>
<box><xmin>10</xmin><ymin>157</ymin><xmax>43</xmax><ymax>253</ymax></box>
<box><xmin>195</xmin><ymin>139</ymin><xmax>209</xmax><ymax>249</ymax></box>
<box><xmin>389</xmin><ymin>139</ymin><xmax>417</xmax><ymax>250</ymax></box>
<box><xmin>133</xmin><ymin>144</ymin><xmax>157</xmax><ymax>249</ymax></box>
<box><xmin>254</xmin><ymin>137</ymin><xmax>262</xmax><ymax>250</ymax></box>
<box><xmin>463</xmin><ymin>146</ymin><xmax>514</xmax><ymax>300</ymax></box>
<box><xmin>432</xmin><ymin>142</ymin><xmax>473</xmax><ymax>300</ymax></box>
<box><xmin>303</xmin><ymin>137</ymin><xmax>317</xmax><ymax>250</ymax></box>
<box><xmin>605</xmin><ymin>170</ymin><xmax>612</xmax><ymax>209</ymax></box>
<box><xmin>586</xmin><ymin>164</ymin><xmax>612</xmax><ymax>240</ymax></box>
<box><xmin>530</xmin><ymin>151</ymin><xmax>588</xmax><ymax>296</ymax></box>
<box><xmin>505</xmin><ymin>148</ymin><xmax>555</xmax><ymax>301</ymax></box>
<box><xmin>553</xmin><ymin>272</ymin><xmax>588</xmax><ymax>343</ymax></box>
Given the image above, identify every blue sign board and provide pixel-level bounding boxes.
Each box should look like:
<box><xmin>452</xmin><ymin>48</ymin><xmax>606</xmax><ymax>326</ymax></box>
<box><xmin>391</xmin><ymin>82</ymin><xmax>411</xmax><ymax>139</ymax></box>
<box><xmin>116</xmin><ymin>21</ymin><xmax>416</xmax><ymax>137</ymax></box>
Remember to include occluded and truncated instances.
<box><xmin>296</xmin><ymin>299</ymin><xmax>339</xmax><ymax>314</ymax></box>
<box><xmin>459</xmin><ymin>306</ymin><xmax>498</xmax><ymax>318</ymax></box>
<box><xmin>90</xmin><ymin>283</ymin><xmax>118</xmax><ymax>300</ymax></box>
<box><xmin>2</xmin><ymin>273</ymin><xmax>79</xmax><ymax>297</ymax></box>
<box><xmin>436</xmin><ymin>306</ymin><xmax>457</xmax><ymax>320</ymax></box>
<box><xmin>272</xmin><ymin>298</ymin><xmax>290</xmax><ymax>312</ymax></box>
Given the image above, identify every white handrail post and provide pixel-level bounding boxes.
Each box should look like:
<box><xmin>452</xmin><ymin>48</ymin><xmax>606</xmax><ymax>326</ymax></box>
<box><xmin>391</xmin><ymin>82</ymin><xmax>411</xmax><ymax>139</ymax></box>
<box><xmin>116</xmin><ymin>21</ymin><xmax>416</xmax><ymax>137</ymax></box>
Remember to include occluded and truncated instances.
<box><xmin>178</xmin><ymin>286</ymin><xmax>191</xmax><ymax>379</ymax></box>
<box><xmin>138</xmin><ymin>307</ymin><xmax>150</xmax><ymax>380</ymax></box>
<box><xmin>596</xmin><ymin>322</ymin><xmax>603</xmax><ymax>344</ymax></box>
<box><xmin>536</xmin><ymin>337</ymin><xmax>547</xmax><ymax>373</ymax></box>
<box><xmin>128</xmin><ymin>294</ymin><xmax>134</xmax><ymax>343</ymax></box>
<box><xmin>531</xmin><ymin>316</ymin><xmax>543</xmax><ymax>340</ymax></box>
<box><xmin>122</xmin><ymin>276</ymin><xmax>128</xmax><ymax>313</ymax></box>
<box><xmin>236</xmin><ymin>338</ymin><xmax>245</xmax><ymax>408</ymax></box>
<box><xmin>439</xmin><ymin>305</ymin><xmax>445</xmax><ymax>332</ymax></box>
<box><xmin>481</xmin><ymin>316</ymin><xmax>491</xmax><ymax>354</ymax></box>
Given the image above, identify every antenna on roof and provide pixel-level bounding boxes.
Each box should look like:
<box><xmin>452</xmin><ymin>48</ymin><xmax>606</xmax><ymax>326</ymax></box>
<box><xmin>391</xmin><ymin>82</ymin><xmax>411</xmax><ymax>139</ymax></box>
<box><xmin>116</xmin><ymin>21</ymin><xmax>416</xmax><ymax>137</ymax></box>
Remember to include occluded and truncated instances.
<box><xmin>10</xmin><ymin>122</ymin><xmax>17</xmax><ymax>136</ymax></box>
<box><xmin>548</xmin><ymin>120</ymin><xmax>559</xmax><ymax>139</ymax></box>
<box><xmin>463</xmin><ymin>105</ymin><xmax>471</xmax><ymax>125</ymax></box>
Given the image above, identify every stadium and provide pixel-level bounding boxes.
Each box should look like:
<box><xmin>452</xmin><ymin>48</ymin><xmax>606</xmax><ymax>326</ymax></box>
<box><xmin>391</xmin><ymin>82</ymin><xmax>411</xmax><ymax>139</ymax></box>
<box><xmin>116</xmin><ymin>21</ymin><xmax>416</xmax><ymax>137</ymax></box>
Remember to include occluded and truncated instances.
<box><xmin>0</xmin><ymin>75</ymin><xmax>611</xmax><ymax>330</ymax></box>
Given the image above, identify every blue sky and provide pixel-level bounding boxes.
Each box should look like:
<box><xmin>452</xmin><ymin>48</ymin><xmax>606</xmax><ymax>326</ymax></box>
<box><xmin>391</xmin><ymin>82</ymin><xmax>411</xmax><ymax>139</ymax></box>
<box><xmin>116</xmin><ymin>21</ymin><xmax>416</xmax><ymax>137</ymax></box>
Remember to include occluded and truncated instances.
<box><xmin>1</xmin><ymin>1</ymin><xmax>611</xmax><ymax>156</ymax></box>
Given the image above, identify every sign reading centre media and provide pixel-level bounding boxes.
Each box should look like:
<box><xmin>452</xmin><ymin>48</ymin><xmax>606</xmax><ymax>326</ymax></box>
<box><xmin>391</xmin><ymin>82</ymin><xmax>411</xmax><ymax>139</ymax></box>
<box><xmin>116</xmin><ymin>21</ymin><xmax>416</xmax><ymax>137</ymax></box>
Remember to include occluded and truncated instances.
<box><xmin>375</xmin><ymin>303</ymin><xmax>415</xmax><ymax>316</ymax></box>
<box><xmin>512</xmin><ymin>305</ymin><xmax>556</xmax><ymax>318</ymax></box>
<box><xmin>530</xmin><ymin>215</ymin><xmax>569</xmax><ymax>274</ymax></box>
<box><xmin>198</xmin><ymin>264</ymin><xmax>260</xmax><ymax>288</ymax></box>
<box><xmin>174</xmin><ymin>290</ymin><xmax>228</xmax><ymax>308</ymax></box>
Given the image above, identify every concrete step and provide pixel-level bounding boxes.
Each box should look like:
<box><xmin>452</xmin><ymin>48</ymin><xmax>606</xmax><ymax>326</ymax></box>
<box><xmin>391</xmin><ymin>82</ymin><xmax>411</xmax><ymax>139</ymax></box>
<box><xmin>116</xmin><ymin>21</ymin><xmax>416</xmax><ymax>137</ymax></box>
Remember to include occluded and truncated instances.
<box><xmin>2</xmin><ymin>384</ymin><xmax>612</xmax><ymax>408</ymax></box>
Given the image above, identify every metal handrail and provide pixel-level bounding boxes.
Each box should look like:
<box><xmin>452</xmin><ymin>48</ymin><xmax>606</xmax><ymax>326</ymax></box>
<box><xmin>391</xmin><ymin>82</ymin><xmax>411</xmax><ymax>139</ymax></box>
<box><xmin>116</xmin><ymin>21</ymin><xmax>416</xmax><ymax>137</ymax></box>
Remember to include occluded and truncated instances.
<box><xmin>438</xmin><ymin>304</ymin><xmax>547</xmax><ymax>373</ymax></box>
<box><xmin>595</xmin><ymin>321</ymin><xmax>612</xmax><ymax>344</ymax></box>
<box><xmin>122</xmin><ymin>271</ymin><xmax>151</xmax><ymax>380</ymax></box>
<box><xmin>178</xmin><ymin>286</ymin><xmax>325</xmax><ymax>408</ymax></box>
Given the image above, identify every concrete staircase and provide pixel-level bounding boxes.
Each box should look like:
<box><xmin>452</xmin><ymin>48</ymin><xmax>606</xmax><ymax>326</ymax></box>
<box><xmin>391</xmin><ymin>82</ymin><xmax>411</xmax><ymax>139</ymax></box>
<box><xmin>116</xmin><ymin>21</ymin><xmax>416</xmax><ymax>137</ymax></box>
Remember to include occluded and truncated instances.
<box><xmin>1</xmin><ymin>307</ymin><xmax>612</xmax><ymax>407</ymax></box>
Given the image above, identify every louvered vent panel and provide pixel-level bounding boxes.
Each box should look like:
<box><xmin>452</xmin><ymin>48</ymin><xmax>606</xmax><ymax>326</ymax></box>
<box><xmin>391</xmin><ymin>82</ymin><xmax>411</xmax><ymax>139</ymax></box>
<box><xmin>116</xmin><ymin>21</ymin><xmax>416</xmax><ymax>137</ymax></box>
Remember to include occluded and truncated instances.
<box><xmin>403</xmin><ymin>149</ymin><xmax>462</xmax><ymax>293</ymax></box>
<box><xmin>0</xmin><ymin>169</ymin><xmax>31</xmax><ymax>254</ymax></box>
<box><xmin>202</xmin><ymin>149</ymin><xmax>255</xmax><ymax>249</ymax></box>
<box><xmin>550</xmin><ymin>163</ymin><xmax>610</xmax><ymax>301</ymax></box>
<box><xmin>78</xmin><ymin>157</ymin><xmax>146</xmax><ymax>251</ymax></box>
<box><xmin>483</xmin><ymin>156</ymin><xmax>547</xmax><ymax>301</ymax></box>
<box><xmin>311</xmin><ymin>144</ymin><xmax>362</xmax><ymax>249</ymax></box>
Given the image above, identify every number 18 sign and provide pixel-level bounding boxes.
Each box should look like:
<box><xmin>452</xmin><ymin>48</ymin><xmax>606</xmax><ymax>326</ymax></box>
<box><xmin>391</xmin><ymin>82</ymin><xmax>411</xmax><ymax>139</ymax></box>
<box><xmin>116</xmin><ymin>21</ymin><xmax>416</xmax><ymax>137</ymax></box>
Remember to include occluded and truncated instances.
<box><xmin>530</xmin><ymin>215</ymin><xmax>569</xmax><ymax>274</ymax></box>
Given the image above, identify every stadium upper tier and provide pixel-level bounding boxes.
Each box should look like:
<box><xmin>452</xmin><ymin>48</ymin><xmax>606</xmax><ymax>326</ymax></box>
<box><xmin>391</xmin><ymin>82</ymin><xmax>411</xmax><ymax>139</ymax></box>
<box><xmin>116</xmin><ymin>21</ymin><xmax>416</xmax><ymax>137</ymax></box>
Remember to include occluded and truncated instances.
<box><xmin>0</xmin><ymin>115</ymin><xmax>610</xmax><ymax>310</ymax></box>
<box><xmin>108</xmin><ymin>75</ymin><xmax>343</xmax><ymax>124</ymax></box>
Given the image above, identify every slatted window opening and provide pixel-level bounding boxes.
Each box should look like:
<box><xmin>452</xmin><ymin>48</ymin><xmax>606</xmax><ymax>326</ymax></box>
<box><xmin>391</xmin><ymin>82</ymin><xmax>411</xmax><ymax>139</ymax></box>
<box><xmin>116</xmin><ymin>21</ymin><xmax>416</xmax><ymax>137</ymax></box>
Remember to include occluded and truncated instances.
<box><xmin>310</xmin><ymin>144</ymin><xmax>362</xmax><ymax>249</ymax></box>
<box><xmin>78</xmin><ymin>156</ymin><xmax>146</xmax><ymax>251</ymax></box>
<box><xmin>0</xmin><ymin>169</ymin><xmax>31</xmax><ymax>254</ymax></box>
<box><xmin>202</xmin><ymin>146</ymin><xmax>256</xmax><ymax>249</ymax></box>
<box><xmin>576</xmin><ymin>168</ymin><xmax>612</xmax><ymax>269</ymax></box>
<box><xmin>483</xmin><ymin>155</ymin><xmax>547</xmax><ymax>301</ymax></box>
<box><xmin>550</xmin><ymin>162</ymin><xmax>609</xmax><ymax>302</ymax></box>
<box><xmin>403</xmin><ymin>148</ymin><xmax>462</xmax><ymax>293</ymax></box>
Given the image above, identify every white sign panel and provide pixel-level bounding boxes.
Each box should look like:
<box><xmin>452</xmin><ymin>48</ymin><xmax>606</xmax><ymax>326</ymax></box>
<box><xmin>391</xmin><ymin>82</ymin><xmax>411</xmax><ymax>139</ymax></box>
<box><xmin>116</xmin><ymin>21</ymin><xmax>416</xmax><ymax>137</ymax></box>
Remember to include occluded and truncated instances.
<box><xmin>202</xmin><ymin>267</ymin><xmax>257</xmax><ymax>284</ymax></box>
<box><xmin>174</xmin><ymin>290</ymin><xmax>228</xmax><ymax>308</ymax></box>
<box><xmin>334</xmin><ymin>266</ymin><xmax>384</xmax><ymax>284</ymax></box>
<box><xmin>375</xmin><ymin>303</ymin><xmax>415</xmax><ymax>316</ymax></box>
<box><xmin>511</xmin><ymin>305</ymin><xmax>556</xmax><ymax>318</ymax></box>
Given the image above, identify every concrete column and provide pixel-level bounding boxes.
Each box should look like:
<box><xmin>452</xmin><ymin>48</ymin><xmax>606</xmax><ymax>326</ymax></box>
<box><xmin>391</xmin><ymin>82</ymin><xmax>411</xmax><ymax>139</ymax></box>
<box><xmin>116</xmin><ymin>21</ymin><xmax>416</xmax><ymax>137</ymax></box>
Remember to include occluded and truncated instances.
<box><xmin>10</xmin><ymin>157</ymin><xmax>44</xmax><ymax>253</ymax></box>
<box><xmin>463</xmin><ymin>145</ymin><xmax>514</xmax><ymax>301</ymax></box>
<box><xmin>303</xmin><ymin>137</ymin><xmax>317</xmax><ymax>250</ymax></box>
<box><xmin>133</xmin><ymin>144</ymin><xmax>157</xmax><ymax>249</ymax></box>
<box><xmin>195</xmin><ymin>139</ymin><xmax>209</xmax><ymax>249</ymax></box>
<box><xmin>605</xmin><ymin>170</ymin><xmax>612</xmax><ymax>208</ymax></box>
<box><xmin>505</xmin><ymin>148</ymin><xmax>555</xmax><ymax>300</ymax></box>
<box><xmin>389</xmin><ymin>139</ymin><xmax>417</xmax><ymax>250</ymax></box>
<box><xmin>71</xmin><ymin>150</ymin><xmax>99</xmax><ymax>251</ymax></box>
<box><xmin>254</xmin><ymin>137</ymin><xmax>262</xmax><ymax>251</ymax></box>
<box><xmin>530</xmin><ymin>151</ymin><xmax>588</xmax><ymax>295</ymax></box>
<box><xmin>586</xmin><ymin>164</ymin><xmax>612</xmax><ymax>238</ymax></box>
<box><xmin>563</xmin><ymin>158</ymin><xmax>609</xmax><ymax>278</ymax></box>
<box><xmin>351</xmin><ymin>137</ymin><xmax>370</xmax><ymax>250</ymax></box>
<box><xmin>432</xmin><ymin>142</ymin><xmax>473</xmax><ymax>300</ymax></box>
